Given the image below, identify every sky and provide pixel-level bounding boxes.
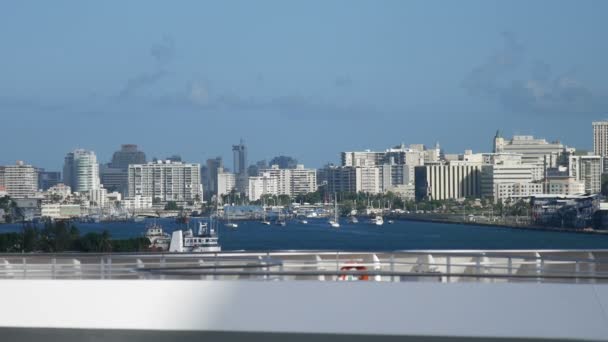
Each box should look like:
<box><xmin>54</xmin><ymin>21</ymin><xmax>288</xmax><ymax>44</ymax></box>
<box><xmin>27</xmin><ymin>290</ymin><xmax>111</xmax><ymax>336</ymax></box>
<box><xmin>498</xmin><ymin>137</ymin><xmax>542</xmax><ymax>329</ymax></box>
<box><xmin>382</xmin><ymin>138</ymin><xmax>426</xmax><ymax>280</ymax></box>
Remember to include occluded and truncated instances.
<box><xmin>1</xmin><ymin>0</ymin><xmax>607</xmax><ymax>171</ymax></box>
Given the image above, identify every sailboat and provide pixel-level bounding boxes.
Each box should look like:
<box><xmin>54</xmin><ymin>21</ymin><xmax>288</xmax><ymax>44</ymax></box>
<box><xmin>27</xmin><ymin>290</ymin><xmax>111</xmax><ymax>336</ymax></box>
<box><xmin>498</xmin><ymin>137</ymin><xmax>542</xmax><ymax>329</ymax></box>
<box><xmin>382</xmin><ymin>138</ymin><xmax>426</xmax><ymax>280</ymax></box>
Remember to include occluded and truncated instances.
<box><xmin>329</xmin><ymin>193</ymin><xmax>340</xmax><ymax>228</ymax></box>
<box><xmin>224</xmin><ymin>205</ymin><xmax>238</xmax><ymax>229</ymax></box>
<box><xmin>275</xmin><ymin>209</ymin><xmax>287</xmax><ymax>227</ymax></box>
<box><xmin>261</xmin><ymin>199</ymin><xmax>271</xmax><ymax>225</ymax></box>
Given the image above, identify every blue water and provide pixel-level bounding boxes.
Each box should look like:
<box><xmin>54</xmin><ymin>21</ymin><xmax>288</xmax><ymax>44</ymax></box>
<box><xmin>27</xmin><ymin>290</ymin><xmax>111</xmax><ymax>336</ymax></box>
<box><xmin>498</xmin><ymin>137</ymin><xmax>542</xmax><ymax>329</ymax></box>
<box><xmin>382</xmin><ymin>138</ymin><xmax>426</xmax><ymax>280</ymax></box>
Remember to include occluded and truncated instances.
<box><xmin>2</xmin><ymin>218</ymin><xmax>608</xmax><ymax>251</ymax></box>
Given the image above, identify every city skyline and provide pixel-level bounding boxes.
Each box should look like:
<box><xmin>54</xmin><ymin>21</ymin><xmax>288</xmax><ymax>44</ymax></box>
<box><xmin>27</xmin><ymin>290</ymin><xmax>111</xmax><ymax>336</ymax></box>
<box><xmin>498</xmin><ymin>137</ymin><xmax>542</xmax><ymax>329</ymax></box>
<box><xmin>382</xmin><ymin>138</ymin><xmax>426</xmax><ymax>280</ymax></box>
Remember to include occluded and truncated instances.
<box><xmin>1</xmin><ymin>1</ymin><xmax>607</xmax><ymax>170</ymax></box>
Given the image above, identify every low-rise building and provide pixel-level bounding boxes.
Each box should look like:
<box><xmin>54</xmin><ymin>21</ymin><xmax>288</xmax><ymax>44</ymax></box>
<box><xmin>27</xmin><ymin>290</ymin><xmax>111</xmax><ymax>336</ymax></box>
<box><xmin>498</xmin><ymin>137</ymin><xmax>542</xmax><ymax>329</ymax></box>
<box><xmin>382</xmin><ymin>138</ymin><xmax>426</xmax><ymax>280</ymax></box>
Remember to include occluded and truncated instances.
<box><xmin>121</xmin><ymin>196</ymin><xmax>153</xmax><ymax>210</ymax></box>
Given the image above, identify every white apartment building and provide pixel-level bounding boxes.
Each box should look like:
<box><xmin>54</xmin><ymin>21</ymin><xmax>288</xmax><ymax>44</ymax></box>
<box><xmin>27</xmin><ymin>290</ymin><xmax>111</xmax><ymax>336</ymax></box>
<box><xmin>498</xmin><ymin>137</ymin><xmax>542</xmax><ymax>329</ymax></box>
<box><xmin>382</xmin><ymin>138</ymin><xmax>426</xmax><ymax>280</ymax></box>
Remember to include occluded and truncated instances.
<box><xmin>217</xmin><ymin>170</ymin><xmax>236</xmax><ymax>197</ymax></box>
<box><xmin>63</xmin><ymin>149</ymin><xmax>100</xmax><ymax>193</ymax></box>
<box><xmin>88</xmin><ymin>187</ymin><xmax>108</xmax><ymax>208</ymax></box>
<box><xmin>248</xmin><ymin>172</ymin><xmax>279</xmax><ymax>201</ymax></box>
<box><xmin>258</xmin><ymin>165</ymin><xmax>317</xmax><ymax>197</ymax></box>
<box><xmin>121</xmin><ymin>195</ymin><xmax>153</xmax><ymax>210</ymax></box>
<box><xmin>128</xmin><ymin>160</ymin><xmax>203</xmax><ymax>203</ymax></box>
<box><xmin>2</xmin><ymin>161</ymin><xmax>38</xmax><ymax>198</ymax></box>
<box><xmin>568</xmin><ymin>155</ymin><xmax>602</xmax><ymax>194</ymax></box>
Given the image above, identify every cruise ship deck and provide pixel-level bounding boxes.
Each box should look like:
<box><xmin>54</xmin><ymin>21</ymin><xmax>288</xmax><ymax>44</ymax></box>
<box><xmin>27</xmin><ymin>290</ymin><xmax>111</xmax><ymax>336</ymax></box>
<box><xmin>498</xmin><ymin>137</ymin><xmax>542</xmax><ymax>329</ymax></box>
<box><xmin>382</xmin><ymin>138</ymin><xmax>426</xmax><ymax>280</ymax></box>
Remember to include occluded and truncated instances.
<box><xmin>1</xmin><ymin>250</ymin><xmax>607</xmax><ymax>341</ymax></box>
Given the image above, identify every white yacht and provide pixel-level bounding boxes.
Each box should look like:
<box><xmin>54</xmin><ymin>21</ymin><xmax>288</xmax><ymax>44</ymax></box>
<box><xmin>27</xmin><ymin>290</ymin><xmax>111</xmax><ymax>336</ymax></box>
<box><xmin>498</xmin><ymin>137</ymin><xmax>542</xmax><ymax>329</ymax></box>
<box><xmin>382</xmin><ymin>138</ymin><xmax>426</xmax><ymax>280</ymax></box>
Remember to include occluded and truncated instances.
<box><xmin>169</xmin><ymin>221</ymin><xmax>221</xmax><ymax>253</ymax></box>
<box><xmin>348</xmin><ymin>216</ymin><xmax>359</xmax><ymax>224</ymax></box>
<box><xmin>370</xmin><ymin>216</ymin><xmax>384</xmax><ymax>226</ymax></box>
<box><xmin>144</xmin><ymin>224</ymin><xmax>171</xmax><ymax>251</ymax></box>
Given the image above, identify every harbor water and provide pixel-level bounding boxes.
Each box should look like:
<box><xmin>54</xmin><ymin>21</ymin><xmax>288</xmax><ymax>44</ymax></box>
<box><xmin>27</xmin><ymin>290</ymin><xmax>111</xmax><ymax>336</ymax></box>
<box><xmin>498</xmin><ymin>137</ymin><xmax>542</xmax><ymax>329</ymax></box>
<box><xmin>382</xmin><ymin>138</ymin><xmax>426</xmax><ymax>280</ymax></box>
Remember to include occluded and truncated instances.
<box><xmin>2</xmin><ymin>218</ymin><xmax>608</xmax><ymax>251</ymax></box>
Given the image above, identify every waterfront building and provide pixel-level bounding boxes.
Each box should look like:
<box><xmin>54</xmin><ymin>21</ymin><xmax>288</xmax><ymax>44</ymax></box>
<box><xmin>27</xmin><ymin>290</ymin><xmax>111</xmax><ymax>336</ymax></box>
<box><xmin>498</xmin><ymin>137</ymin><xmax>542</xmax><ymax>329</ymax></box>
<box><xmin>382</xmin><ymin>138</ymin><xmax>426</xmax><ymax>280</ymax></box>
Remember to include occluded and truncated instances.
<box><xmin>480</xmin><ymin>163</ymin><xmax>535</xmax><ymax>201</ymax></box>
<box><xmin>380</xmin><ymin>158</ymin><xmax>414</xmax><ymax>193</ymax></box>
<box><xmin>493</xmin><ymin>182</ymin><xmax>543</xmax><ymax>202</ymax></box>
<box><xmin>37</xmin><ymin>169</ymin><xmax>61</xmax><ymax>191</ymax></box>
<box><xmin>63</xmin><ymin>149</ymin><xmax>101</xmax><ymax>193</ymax></box>
<box><xmin>414</xmin><ymin>165</ymin><xmax>481</xmax><ymax>201</ymax></box>
<box><xmin>121</xmin><ymin>195</ymin><xmax>153</xmax><ymax>210</ymax></box>
<box><xmin>0</xmin><ymin>166</ymin><xmax>4</xmax><ymax>189</ymax></box>
<box><xmin>323</xmin><ymin>165</ymin><xmax>380</xmax><ymax>194</ymax></box>
<box><xmin>232</xmin><ymin>140</ymin><xmax>248</xmax><ymax>193</ymax></box>
<box><xmin>248</xmin><ymin>172</ymin><xmax>279</xmax><ymax>201</ymax></box>
<box><xmin>568</xmin><ymin>155</ymin><xmax>602</xmax><ymax>194</ymax></box>
<box><xmin>2</xmin><ymin>161</ymin><xmax>38</xmax><ymax>198</ymax></box>
<box><xmin>128</xmin><ymin>160</ymin><xmax>203</xmax><ymax>204</ymax></box>
<box><xmin>217</xmin><ymin>168</ymin><xmax>236</xmax><ymax>197</ymax></box>
<box><xmin>41</xmin><ymin>203</ymin><xmax>81</xmax><ymax>220</ymax></box>
<box><xmin>257</xmin><ymin>164</ymin><xmax>317</xmax><ymax>197</ymax></box>
<box><xmin>531</xmin><ymin>194</ymin><xmax>599</xmax><ymax>229</ymax></box>
<box><xmin>546</xmin><ymin>176</ymin><xmax>586</xmax><ymax>196</ymax></box>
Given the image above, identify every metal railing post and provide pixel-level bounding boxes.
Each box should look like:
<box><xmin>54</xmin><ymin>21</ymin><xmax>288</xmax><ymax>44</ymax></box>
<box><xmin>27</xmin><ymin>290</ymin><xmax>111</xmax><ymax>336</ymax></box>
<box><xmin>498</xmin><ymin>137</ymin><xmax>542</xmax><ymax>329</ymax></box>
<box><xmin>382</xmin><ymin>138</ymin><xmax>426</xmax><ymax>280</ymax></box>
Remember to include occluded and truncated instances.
<box><xmin>446</xmin><ymin>256</ymin><xmax>451</xmax><ymax>283</ymax></box>
<box><xmin>390</xmin><ymin>253</ymin><xmax>395</xmax><ymax>283</ymax></box>
<box><xmin>52</xmin><ymin>257</ymin><xmax>56</xmax><ymax>279</ymax></box>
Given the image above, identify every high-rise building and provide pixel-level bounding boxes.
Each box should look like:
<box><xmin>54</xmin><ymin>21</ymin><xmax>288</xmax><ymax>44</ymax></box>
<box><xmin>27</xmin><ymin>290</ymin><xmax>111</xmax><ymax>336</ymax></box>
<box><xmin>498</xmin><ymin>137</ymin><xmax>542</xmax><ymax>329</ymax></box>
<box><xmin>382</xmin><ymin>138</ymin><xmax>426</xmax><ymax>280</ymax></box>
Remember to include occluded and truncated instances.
<box><xmin>100</xmin><ymin>164</ymin><xmax>128</xmax><ymax>195</ymax></box>
<box><xmin>203</xmin><ymin>157</ymin><xmax>223</xmax><ymax>195</ymax></box>
<box><xmin>414</xmin><ymin>165</ymin><xmax>481</xmax><ymax>201</ymax></box>
<box><xmin>3</xmin><ymin>161</ymin><xmax>38</xmax><ymax>198</ymax></box>
<box><xmin>256</xmin><ymin>164</ymin><xmax>317</xmax><ymax>198</ymax></box>
<box><xmin>593</xmin><ymin>121</ymin><xmax>608</xmax><ymax>157</ymax></box>
<box><xmin>37</xmin><ymin>169</ymin><xmax>61</xmax><ymax>191</ymax></box>
<box><xmin>63</xmin><ymin>149</ymin><xmax>100</xmax><ymax>193</ymax></box>
<box><xmin>480</xmin><ymin>163</ymin><xmax>536</xmax><ymax>200</ymax></box>
<box><xmin>323</xmin><ymin>166</ymin><xmax>380</xmax><ymax>194</ymax></box>
<box><xmin>109</xmin><ymin>144</ymin><xmax>146</xmax><ymax>170</ymax></box>
<box><xmin>232</xmin><ymin>140</ymin><xmax>248</xmax><ymax>193</ymax></box>
<box><xmin>128</xmin><ymin>160</ymin><xmax>202</xmax><ymax>203</ymax></box>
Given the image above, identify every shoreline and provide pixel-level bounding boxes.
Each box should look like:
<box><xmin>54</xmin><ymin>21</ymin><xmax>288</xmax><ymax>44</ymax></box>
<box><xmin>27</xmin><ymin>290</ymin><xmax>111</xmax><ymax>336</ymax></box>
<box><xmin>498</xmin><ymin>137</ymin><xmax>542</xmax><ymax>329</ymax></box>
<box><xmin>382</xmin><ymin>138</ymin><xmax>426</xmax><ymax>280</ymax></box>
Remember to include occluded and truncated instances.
<box><xmin>393</xmin><ymin>214</ymin><xmax>608</xmax><ymax>235</ymax></box>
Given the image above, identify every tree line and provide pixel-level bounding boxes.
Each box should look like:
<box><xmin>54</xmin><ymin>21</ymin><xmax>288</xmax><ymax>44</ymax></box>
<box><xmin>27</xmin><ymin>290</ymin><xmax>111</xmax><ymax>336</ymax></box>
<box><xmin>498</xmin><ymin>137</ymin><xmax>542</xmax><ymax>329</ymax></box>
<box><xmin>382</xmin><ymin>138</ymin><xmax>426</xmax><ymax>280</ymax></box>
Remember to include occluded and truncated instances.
<box><xmin>0</xmin><ymin>220</ymin><xmax>150</xmax><ymax>253</ymax></box>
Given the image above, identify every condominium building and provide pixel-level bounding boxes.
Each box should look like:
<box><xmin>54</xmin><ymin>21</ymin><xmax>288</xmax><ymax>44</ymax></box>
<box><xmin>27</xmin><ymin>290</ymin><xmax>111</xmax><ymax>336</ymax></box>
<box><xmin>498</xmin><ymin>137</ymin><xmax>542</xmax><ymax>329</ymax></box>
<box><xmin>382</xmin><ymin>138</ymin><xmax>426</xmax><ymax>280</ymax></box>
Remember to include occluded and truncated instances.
<box><xmin>248</xmin><ymin>172</ymin><xmax>279</xmax><ymax>201</ymax></box>
<box><xmin>128</xmin><ymin>160</ymin><xmax>203</xmax><ymax>203</ymax></box>
<box><xmin>593</xmin><ymin>121</ymin><xmax>608</xmax><ymax>157</ymax></box>
<box><xmin>568</xmin><ymin>155</ymin><xmax>602</xmax><ymax>194</ymax></box>
<box><xmin>63</xmin><ymin>149</ymin><xmax>100</xmax><ymax>193</ymax></box>
<box><xmin>217</xmin><ymin>169</ymin><xmax>236</xmax><ymax>197</ymax></box>
<box><xmin>258</xmin><ymin>164</ymin><xmax>317</xmax><ymax>197</ymax></box>
<box><xmin>3</xmin><ymin>161</ymin><xmax>38</xmax><ymax>198</ymax></box>
<box><xmin>414</xmin><ymin>165</ymin><xmax>481</xmax><ymax>201</ymax></box>
<box><xmin>323</xmin><ymin>166</ymin><xmax>380</xmax><ymax>194</ymax></box>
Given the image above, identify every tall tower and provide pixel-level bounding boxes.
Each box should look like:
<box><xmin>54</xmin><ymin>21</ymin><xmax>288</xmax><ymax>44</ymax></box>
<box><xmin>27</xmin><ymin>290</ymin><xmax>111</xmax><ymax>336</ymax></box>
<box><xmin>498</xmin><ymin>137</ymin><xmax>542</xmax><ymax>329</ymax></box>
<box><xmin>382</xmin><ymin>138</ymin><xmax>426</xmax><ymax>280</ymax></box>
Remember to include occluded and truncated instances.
<box><xmin>493</xmin><ymin>130</ymin><xmax>505</xmax><ymax>153</ymax></box>
<box><xmin>63</xmin><ymin>149</ymin><xmax>100</xmax><ymax>193</ymax></box>
<box><xmin>232</xmin><ymin>139</ymin><xmax>248</xmax><ymax>193</ymax></box>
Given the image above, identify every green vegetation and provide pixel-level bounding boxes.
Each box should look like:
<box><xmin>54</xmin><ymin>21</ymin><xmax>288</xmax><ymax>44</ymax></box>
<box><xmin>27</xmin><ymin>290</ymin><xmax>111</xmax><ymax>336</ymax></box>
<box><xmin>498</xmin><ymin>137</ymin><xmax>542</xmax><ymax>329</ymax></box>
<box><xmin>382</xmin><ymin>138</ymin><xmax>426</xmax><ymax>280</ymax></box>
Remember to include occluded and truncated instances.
<box><xmin>0</xmin><ymin>220</ymin><xmax>150</xmax><ymax>253</ymax></box>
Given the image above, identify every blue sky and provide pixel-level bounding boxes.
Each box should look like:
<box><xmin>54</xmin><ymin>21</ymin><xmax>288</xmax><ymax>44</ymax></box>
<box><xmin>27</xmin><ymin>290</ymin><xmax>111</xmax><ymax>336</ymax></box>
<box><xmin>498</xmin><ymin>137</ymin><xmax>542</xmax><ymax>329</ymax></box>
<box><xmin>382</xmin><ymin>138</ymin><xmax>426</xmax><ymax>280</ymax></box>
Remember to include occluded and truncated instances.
<box><xmin>1</xmin><ymin>1</ymin><xmax>606</xmax><ymax>170</ymax></box>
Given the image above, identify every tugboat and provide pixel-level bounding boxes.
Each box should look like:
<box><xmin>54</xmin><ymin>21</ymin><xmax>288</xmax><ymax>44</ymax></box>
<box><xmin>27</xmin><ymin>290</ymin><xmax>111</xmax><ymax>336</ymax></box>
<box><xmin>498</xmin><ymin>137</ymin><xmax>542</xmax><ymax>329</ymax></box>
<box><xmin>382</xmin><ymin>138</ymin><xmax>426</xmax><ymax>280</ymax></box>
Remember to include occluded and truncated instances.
<box><xmin>169</xmin><ymin>220</ymin><xmax>221</xmax><ymax>253</ymax></box>
<box><xmin>145</xmin><ymin>224</ymin><xmax>172</xmax><ymax>251</ymax></box>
